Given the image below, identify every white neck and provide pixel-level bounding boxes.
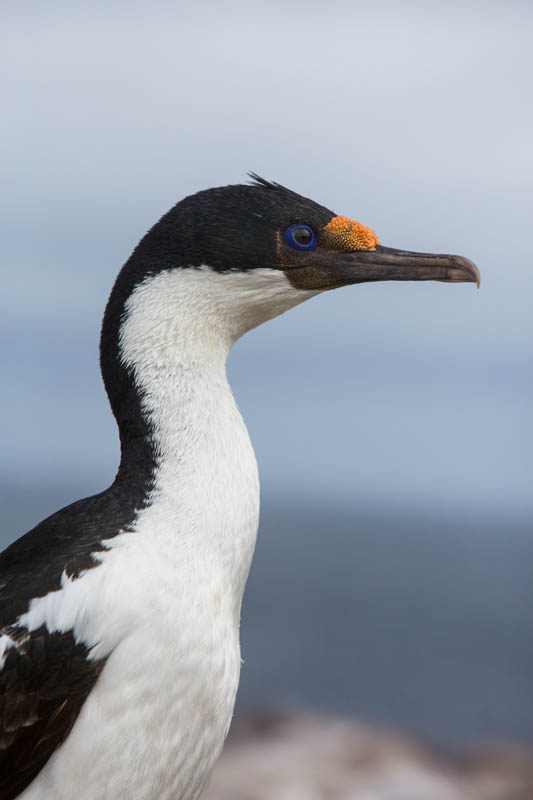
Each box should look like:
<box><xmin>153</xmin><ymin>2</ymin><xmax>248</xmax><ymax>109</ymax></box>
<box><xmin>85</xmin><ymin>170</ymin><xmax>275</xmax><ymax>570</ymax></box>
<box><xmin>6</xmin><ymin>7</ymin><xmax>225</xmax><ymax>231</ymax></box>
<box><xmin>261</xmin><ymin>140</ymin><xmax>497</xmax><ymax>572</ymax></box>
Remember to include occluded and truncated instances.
<box><xmin>120</xmin><ymin>265</ymin><xmax>317</xmax><ymax>363</ymax></box>
<box><xmin>118</xmin><ymin>266</ymin><xmax>316</xmax><ymax>596</ymax></box>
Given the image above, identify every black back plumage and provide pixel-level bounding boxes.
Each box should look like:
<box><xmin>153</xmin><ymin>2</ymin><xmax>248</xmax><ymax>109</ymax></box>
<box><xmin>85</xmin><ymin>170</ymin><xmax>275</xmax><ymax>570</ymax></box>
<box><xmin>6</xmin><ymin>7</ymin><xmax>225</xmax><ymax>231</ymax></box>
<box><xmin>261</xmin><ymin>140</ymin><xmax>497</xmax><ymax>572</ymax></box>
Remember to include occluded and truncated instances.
<box><xmin>0</xmin><ymin>485</ymin><xmax>156</xmax><ymax>796</ymax></box>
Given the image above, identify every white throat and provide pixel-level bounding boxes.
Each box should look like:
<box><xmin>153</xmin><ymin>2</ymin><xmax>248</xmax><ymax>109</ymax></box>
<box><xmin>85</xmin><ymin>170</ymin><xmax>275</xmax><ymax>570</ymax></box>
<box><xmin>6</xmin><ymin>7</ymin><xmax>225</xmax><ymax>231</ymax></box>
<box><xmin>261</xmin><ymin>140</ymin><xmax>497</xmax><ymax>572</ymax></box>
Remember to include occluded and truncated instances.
<box><xmin>118</xmin><ymin>265</ymin><xmax>317</xmax><ymax>599</ymax></box>
<box><xmin>120</xmin><ymin>265</ymin><xmax>317</xmax><ymax>364</ymax></box>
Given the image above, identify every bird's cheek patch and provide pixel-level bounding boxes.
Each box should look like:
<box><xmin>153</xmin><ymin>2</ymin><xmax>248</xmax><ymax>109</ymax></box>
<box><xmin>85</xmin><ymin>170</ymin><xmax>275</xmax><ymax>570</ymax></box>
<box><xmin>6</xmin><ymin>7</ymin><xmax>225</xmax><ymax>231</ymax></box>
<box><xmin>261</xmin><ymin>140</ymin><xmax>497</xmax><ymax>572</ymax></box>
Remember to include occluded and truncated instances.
<box><xmin>322</xmin><ymin>216</ymin><xmax>380</xmax><ymax>251</ymax></box>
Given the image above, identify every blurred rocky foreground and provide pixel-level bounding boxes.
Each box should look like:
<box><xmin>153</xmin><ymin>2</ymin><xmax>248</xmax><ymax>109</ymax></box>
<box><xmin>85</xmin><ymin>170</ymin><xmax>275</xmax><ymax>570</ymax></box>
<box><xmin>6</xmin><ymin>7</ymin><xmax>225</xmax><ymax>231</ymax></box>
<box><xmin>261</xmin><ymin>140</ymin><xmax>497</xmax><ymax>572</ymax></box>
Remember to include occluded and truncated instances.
<box><xmin>206</xmin><ymin>714</ymin><xmax>533</xmax><ymax>800</ymax></box>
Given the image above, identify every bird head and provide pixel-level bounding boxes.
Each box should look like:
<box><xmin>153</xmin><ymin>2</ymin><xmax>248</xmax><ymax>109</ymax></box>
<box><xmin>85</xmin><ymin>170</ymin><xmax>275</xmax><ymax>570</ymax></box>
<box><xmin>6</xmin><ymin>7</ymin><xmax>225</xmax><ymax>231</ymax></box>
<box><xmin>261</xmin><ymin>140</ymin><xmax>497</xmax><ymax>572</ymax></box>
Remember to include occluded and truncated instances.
<box><xmin>126</xmin><ymin>172</ymin><xmax>479</xmax><ymax>294</ymax></box>
<box><xmin>101</xmin><ymin>176</ymin><xmax>479</xmax><ymax>428</ymax></box>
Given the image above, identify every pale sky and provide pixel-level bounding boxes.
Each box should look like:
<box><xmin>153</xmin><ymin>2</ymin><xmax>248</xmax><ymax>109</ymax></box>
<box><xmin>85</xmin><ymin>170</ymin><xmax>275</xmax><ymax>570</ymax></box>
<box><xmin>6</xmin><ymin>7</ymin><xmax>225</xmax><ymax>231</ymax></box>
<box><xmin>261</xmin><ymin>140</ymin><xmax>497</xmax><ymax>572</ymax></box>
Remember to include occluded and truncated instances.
<box><xmin>2</xmin><ymin>0</ymin><xmax>532</xmax><ymax>518</ymax></box>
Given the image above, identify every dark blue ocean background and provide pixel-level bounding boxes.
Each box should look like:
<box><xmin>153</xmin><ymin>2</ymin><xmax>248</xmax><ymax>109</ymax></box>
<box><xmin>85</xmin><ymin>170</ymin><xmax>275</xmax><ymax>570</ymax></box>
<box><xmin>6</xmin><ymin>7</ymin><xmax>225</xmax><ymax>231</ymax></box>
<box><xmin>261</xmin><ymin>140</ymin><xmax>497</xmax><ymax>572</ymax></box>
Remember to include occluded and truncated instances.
<box><xmin>2</xmin><ymin>486</ymin><xmax>531</xmax><ymax>747</ymax></box>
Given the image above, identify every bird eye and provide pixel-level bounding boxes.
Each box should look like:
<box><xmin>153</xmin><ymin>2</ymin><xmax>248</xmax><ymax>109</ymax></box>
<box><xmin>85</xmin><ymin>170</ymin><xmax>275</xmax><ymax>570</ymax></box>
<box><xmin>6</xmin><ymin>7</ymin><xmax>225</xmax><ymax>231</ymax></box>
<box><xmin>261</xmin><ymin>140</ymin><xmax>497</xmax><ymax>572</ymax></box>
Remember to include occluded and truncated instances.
<box><xmin>285</xmin><ymin>224</ymin><xmax>317</xmax><ymax>251</ymax></box>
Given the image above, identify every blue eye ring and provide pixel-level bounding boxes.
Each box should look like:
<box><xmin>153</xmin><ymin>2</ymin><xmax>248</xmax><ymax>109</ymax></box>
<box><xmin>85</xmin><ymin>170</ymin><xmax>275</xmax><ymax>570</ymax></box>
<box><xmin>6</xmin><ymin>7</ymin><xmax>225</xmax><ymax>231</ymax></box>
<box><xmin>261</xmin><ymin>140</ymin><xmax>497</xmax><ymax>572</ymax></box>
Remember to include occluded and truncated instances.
<box><xmin>284</xmin><ymin>223</ymin><xmax>317</xmax><ymax>251</ymax></box>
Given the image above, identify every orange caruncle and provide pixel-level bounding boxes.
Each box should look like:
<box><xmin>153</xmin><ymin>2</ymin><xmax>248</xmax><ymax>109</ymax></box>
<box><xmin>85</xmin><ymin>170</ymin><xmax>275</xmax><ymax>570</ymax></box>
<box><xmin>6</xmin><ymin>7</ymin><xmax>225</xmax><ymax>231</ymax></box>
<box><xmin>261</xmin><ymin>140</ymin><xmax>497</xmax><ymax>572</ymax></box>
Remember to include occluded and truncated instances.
<box><xmin>322</xmin><ymin>215</ymin><xmax>380</xmax><ymax>251</ymax></box>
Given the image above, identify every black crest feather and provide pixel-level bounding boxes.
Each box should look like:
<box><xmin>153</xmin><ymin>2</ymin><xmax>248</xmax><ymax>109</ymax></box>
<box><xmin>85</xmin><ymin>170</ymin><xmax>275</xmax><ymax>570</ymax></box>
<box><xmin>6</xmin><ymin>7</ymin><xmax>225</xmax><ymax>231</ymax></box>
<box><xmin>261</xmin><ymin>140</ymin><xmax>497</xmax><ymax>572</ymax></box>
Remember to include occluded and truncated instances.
<box><xmin>247</xmin><ymin>172</ymin><xmax>282</xmax><ymax>191</ymax></box>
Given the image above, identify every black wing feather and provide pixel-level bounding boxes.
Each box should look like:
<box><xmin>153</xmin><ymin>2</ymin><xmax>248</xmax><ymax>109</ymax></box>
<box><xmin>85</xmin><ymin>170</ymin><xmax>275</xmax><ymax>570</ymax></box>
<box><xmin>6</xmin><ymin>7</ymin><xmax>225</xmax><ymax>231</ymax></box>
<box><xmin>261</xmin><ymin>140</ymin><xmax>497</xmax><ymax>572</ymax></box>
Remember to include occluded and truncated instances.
<box><xmin>0</xmin><ymin>625</ymin><xmax>105</xmax><ymax>799</ymax></box>
<box><xmin>0</xmin><ymin>488</ymin><xmax>143</xmax><ymax>799</ymax></box>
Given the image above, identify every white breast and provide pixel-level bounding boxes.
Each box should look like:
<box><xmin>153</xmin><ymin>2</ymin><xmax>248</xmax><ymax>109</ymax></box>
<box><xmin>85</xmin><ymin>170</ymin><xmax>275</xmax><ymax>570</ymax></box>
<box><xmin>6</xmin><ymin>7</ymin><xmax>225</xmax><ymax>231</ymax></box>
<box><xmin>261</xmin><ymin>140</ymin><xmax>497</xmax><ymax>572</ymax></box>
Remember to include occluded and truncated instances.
<box><xmin>20</xmin><ymin>267</ymin><xmax>315</xmax><ymax>800</ymax></box>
